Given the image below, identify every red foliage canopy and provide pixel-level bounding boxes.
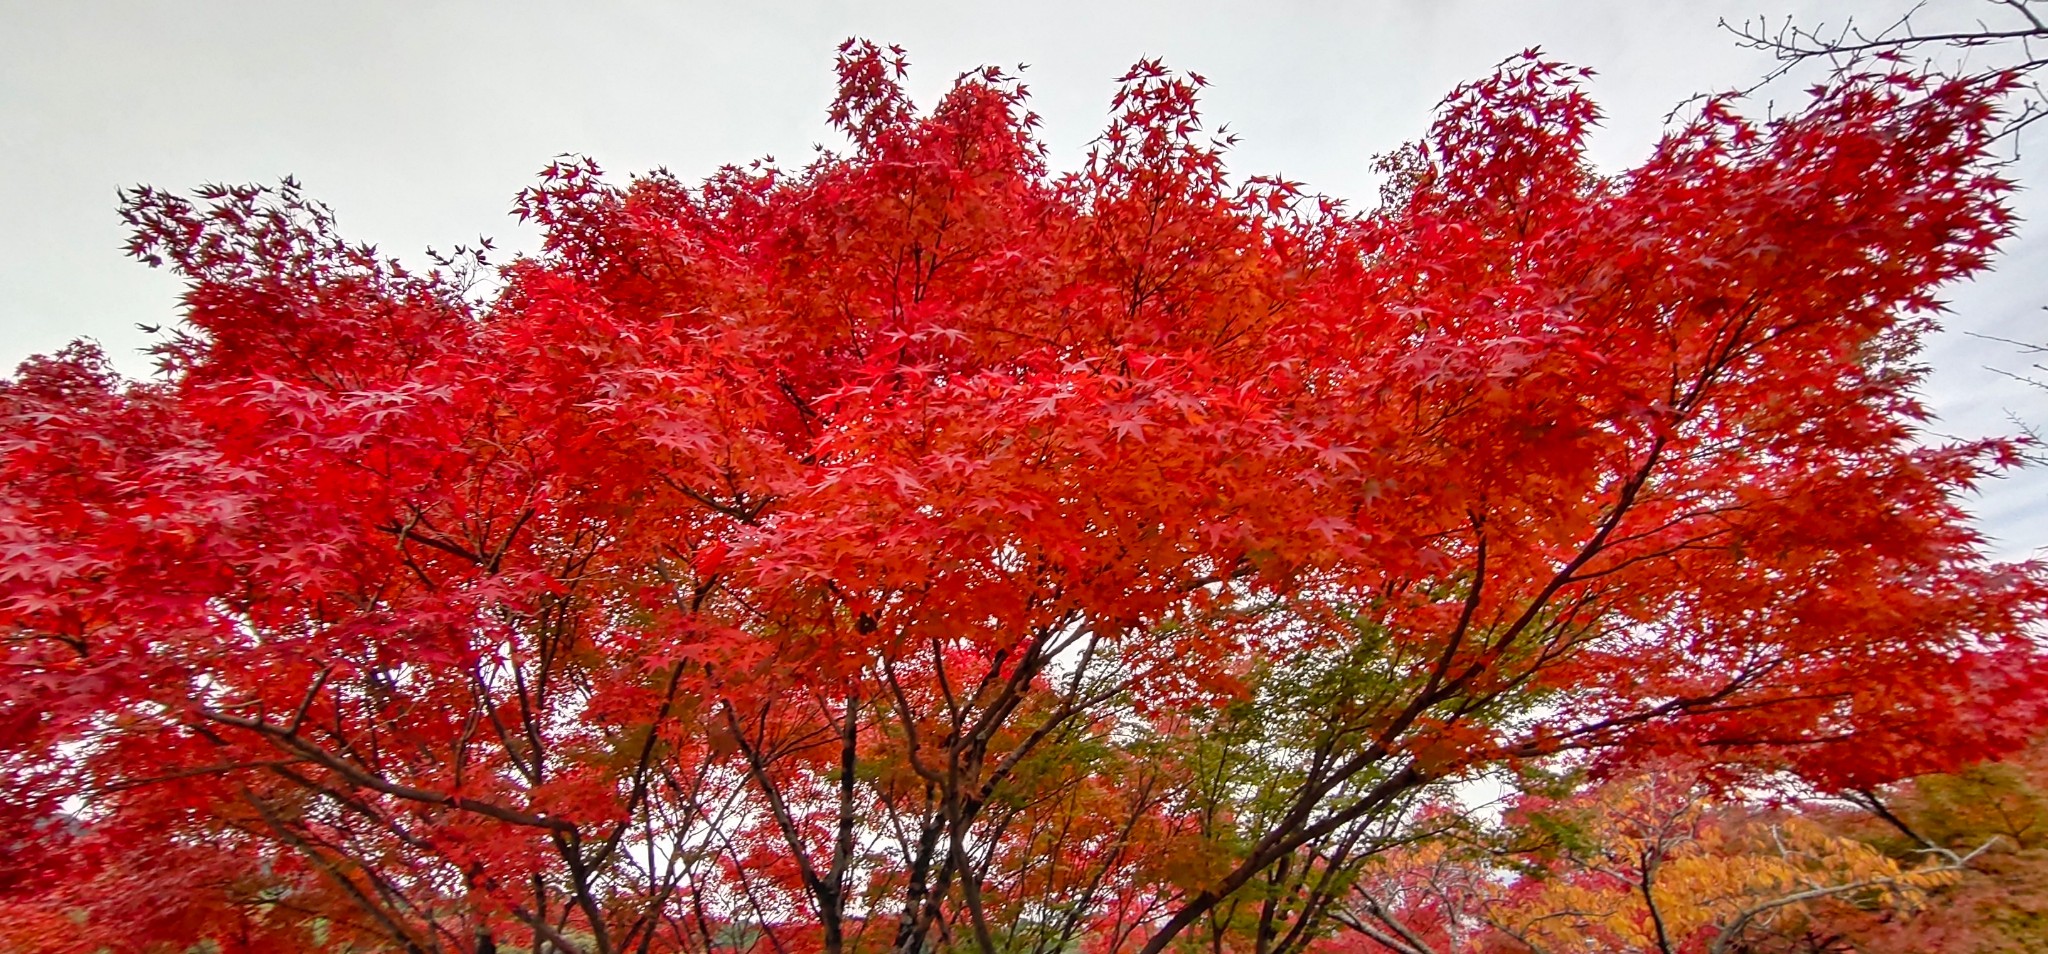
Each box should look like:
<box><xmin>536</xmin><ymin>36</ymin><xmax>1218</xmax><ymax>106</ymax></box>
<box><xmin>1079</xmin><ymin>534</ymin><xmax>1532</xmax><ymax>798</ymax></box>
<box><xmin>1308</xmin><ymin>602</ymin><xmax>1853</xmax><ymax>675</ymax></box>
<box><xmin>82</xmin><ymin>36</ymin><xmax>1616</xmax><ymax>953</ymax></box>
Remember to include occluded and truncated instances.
<box><xmin>3</xmin><ymin>41</ymin><xmax>2044</xmax><ymax>954</ymax></box>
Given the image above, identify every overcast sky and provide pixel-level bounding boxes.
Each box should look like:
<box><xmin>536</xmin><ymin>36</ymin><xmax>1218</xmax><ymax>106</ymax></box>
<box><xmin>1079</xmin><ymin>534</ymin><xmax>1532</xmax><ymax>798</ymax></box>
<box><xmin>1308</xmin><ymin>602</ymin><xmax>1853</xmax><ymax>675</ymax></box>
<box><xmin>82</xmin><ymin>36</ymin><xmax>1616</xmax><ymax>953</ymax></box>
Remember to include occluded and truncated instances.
<box><xmin>4</xmin><ymin>0</ymin><xmax>2043</xmax><ymax>557</ymax></box>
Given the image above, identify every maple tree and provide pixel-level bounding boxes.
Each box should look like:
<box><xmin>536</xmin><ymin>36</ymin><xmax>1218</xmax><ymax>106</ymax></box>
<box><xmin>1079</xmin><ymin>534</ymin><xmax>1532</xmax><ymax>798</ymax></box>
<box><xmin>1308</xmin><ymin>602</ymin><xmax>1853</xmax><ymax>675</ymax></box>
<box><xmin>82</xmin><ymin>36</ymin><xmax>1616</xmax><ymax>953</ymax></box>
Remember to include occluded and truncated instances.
<box><xmin>1345</xmin><ymin>739</ymin><xmax>2048</xmax><ymax>954</ymax></box>
<box><xmin>5</xmin><ymin>37</ymin><xmax>2048</xmax><ymax>954</ymax></box>
<box><xmin>1790</xmin><ymin>735</ymin><xmax>2048</xmax><ymax>952</ymax></box>
<box><xmin>1341</xmin><ymin>764</ymin><xmax>1975</xmax><ymax>954</ymax></box>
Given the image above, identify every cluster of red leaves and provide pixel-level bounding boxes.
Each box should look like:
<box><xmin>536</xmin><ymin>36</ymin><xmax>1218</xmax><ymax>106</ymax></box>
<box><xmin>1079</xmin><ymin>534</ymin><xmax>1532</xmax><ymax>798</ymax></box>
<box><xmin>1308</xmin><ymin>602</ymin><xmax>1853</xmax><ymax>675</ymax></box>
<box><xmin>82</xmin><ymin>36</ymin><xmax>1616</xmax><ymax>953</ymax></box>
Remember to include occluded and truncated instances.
<box><xmin>2</xmin><ymin>39</ymin><xmax>2044</xmax><ymax>954</ymax></box>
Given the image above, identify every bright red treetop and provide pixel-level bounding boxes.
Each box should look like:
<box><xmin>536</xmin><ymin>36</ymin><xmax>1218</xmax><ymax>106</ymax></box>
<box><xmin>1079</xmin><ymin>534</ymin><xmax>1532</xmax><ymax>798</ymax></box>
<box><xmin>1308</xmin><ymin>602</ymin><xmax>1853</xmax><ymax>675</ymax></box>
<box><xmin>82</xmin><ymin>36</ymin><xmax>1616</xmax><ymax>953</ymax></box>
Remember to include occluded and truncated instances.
<box><xmin>2</xmin><ymin>41</ymin><xmax>2043</xmax><ymax>954</ymax></box>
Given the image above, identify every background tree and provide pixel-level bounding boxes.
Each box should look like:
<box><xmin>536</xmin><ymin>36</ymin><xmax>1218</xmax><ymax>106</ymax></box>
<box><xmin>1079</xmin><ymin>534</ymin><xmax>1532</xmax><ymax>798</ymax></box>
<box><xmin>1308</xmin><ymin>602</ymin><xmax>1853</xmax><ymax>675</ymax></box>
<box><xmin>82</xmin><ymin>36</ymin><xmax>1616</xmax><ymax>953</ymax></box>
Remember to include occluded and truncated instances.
<box><xmin>1726</xmin><ymin>0</ymin><xmax>2048</xmax><ymax>141</ymax></box>
<box><xmin>1794</xmin><ymin>736</ymin><xmax>2048</xmax><ymax>952</ymax></box>
<box><xmin>1340</xmin><ymin>765</ymin><xmax>1979</xmax><ymax>954</ymax></box>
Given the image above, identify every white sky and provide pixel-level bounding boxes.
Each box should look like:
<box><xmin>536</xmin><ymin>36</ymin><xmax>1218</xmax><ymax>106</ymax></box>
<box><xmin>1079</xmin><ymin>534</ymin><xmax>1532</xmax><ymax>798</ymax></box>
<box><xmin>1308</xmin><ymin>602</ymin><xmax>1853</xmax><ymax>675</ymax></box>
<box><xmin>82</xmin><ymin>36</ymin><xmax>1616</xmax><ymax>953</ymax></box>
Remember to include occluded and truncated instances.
<box><xmin>3</xmin><ymin>0</ymin><xmax>2043</xmax><ymax>557</ymax></box>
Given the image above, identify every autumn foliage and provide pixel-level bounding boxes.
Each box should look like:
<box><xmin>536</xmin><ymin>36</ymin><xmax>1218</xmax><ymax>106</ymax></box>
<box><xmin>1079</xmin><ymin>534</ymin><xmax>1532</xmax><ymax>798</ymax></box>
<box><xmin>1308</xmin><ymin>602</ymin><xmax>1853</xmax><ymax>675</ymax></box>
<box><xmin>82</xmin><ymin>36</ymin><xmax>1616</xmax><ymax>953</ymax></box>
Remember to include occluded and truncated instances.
<box><xmin>1347</xmin><ymin>763</ymin><xmax>1969</xmax><ymax>954</ymax></box>
<box><xmin>3</xmin><ymin>40</ymin><xmax>2045</xmax><ymax>954</ymax></box>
